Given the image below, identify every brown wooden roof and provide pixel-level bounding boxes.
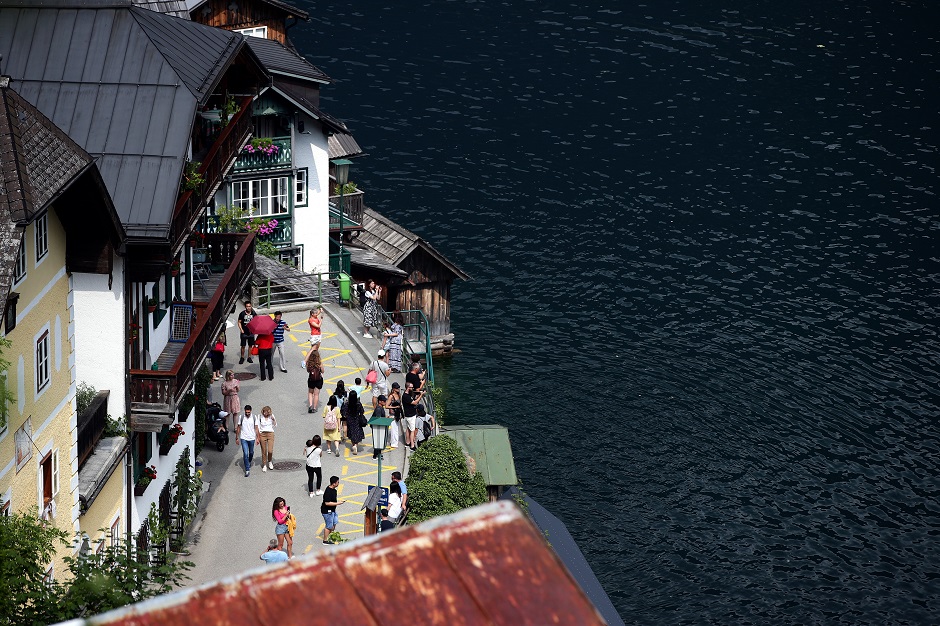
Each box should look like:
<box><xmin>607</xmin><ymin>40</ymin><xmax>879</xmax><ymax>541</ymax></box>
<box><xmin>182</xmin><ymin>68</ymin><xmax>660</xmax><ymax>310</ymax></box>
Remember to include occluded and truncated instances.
<box><xmin>72</xmin><ymin>502</ymin><xmax>605</xmax><ymax>625</ymax></box>
<box><xmin>357</xmin><ymin>207</ymin><xmax>470</xmax><ymax>281</ymax></box>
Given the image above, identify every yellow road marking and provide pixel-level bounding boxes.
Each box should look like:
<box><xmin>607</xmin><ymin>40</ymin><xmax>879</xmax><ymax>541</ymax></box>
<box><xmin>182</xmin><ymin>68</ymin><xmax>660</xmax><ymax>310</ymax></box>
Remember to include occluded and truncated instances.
<box><xmin>342</xmin><ymin>466</ymin><xmax>347</xmax><ymax>476</ymax></box>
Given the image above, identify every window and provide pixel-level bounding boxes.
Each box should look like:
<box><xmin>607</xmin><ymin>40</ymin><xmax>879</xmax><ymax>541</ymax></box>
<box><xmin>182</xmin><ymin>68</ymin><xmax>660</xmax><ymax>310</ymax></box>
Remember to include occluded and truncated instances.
<box><xmin>35</xmin><ymin>213</ymin><xmax>48</xmax><ymax>263</ymax></box>
<box><xmin>12</xmin><ymin>235</ymin><xmax>26</xmax><ymax>285</ymax></box>
<box><xmin>36</xmin><ymin>330</ymin><xmax>50</xmax><ymax>393</ymax></box>
<box><xmin>295</xmin><ymin>169</ymin><xmax>307</xmax><ymax>206</ymax></box>
<box><xmin>4</xmin><ymin>291</ymin><xmax>18</xmax><ymax>333</ymax></box>
<box><xmin>231</xmin><ymin>177</ymin><xmax>290</xmax><ymax>216</ymax></box>
<box><xmin>234</xmin><ymin>26</ymin><xmax>268</xmax><ymax>38</ymax></box>
<box><xmin>110</xmin><ymin>517</ymin><xmax>121</xmax><ymax>548</ymax></box>
<box><xmin>0</xmin><ymin>500</ymin><xmax>9</xmax><ymax>517</ymax></box>
<box><xmin>40</xmin><ymin>450</ymin><xmax>57</xmax><ymax>519</ymax></box>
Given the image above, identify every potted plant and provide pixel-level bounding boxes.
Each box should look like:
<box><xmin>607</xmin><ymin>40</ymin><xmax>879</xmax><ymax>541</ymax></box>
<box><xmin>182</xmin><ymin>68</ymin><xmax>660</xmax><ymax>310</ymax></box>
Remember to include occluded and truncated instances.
<box><xmin>147</xmin><ymin>297</ymin><xmax>158</xmax><ymax>313</ymax></box>
<box><xmin>170</xmin><ymin>260</ymin><xmax>181</xmax><ymax>277</ymax></box>
<box><xmin>180</xmin><ymin>160</ymin><xmax>204</xmax><ymax>192</ymax></box>
<box><xmin>129</xmin><ymin>321</ymin><xmax>140</xmax><ymax>343</ymax></box>
<box><xmin>160</xmin><ymin>424</ymin><xmax>185</xmax><ymax>455</ymax></box>
<box><xmin>135</xmin><ymin>465</ymin><xmax>157</xmax><ymax>496</ymax></box>
<box><xmin>189</xmin><ymin>231</ymin><xmax>206</xmax><ymax>248</ymax></box>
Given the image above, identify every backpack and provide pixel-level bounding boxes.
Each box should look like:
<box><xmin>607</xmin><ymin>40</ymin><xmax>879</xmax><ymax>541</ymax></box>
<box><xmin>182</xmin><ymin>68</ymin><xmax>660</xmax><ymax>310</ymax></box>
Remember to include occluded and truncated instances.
<box><xmin>357</xmin><ymin>284</ymin><xmax>367</xmax><ymax>307</ymax></box>
<box><xmin>324</xmin><ymin>408</ymin><xmax>338</xmax><ymax>430</ymax></box>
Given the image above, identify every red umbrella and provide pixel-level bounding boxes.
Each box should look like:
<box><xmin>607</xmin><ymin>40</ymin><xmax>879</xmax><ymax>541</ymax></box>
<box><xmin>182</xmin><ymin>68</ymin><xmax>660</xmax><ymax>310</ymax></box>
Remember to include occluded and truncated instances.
<box><xmin>246</xmin><ymin>314</ymin><xmax>276</xmax><ymax>335</ymax></box>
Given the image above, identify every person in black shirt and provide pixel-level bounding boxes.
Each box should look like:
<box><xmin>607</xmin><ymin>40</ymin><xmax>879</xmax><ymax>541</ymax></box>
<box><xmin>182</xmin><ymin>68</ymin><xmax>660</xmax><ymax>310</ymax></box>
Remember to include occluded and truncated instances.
<box><xmin>321</xmin><ymin>476</ymin><xmax>345</xmax><ymax>544</ymax></box>
<box><xmin>401</xmin><ymin>383</ymin><xmax>425</xmax><ymax>450</ymax></box>
<box><xmin>405</xmin><ymin>361</ymin><xmax>424</xmax><ymax>393</ymax></box>
<box><xmin>379</xmin><ymin>508</ymin><xmax>395</xmax><ymax>532</ymax></box>
<box><xmin>237</xmin><ymin>301</ymin><xmax>255</xmax><ymax>364</ymax></box>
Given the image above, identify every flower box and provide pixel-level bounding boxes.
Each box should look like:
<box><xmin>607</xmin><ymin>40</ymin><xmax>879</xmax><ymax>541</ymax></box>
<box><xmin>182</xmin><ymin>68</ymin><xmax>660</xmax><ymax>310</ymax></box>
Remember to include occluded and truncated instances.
<box><xmin>158</xmin><ymin>440</ymin><xmax>174</xmax><ymax>456</ymax></box>
<box><xmin>134</xmin><ymin>482</ymin><xmax>149</xmax><ymax>497</ymax></box>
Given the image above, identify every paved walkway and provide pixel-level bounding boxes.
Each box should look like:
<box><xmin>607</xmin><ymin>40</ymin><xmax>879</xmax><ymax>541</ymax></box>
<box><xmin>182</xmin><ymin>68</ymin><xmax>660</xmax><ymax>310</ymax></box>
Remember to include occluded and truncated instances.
<box><xmin>184</xmin><ymin>303</ymin><xmax>407</xmax><ymax>587</ymax></box>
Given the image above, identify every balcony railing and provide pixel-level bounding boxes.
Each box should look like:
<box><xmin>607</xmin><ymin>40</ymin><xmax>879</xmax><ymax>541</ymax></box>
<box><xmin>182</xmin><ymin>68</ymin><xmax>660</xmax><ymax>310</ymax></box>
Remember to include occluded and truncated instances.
<box><xmin>205</xmin><ymin>215</ymin><xmax>293</xmax><ymax>247</ymax></box>
<box><xmin>232</xmin><ymin>136</ymin><xmax>292</xmax><ymax>172</ymax></box>
<box><xmin>170</xmin><ymin>95</ymin><xmax>253</xmax><ymax>253</ymax></box>
<box><xmin>129</xmin><ymin>232</ymin><xmax>255</xmax><ymax>430</ymax></box>
<box><xmin>328</xmin><ymin>188</ymin><xmax>364</xmax><ymax>229</ymax></box>
<box><xmin>77</xmin><ymin>390</ymin><xmax>110</xmax><ymax>469</ymax></box>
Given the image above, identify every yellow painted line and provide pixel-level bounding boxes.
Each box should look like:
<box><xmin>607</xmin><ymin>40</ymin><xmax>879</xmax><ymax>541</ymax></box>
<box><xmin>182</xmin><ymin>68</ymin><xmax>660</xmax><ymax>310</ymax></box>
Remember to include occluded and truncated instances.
<box><xmin>304</xmin><ymin>544</ymin><xmax>313</xmax><ymax>554</ymax></box>
<box><xmin>342</xmin><ymin>465</ymin><xmax>348</xmax><ymax>476</ymax></box>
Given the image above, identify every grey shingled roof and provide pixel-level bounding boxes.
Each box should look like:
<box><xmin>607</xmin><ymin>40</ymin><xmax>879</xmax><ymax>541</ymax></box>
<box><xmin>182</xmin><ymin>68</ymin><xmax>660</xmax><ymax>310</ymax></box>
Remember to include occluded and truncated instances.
<box><xmin>357</xmin><ymin>207</ymin><xmax>470</xmax><ymax>280</ymax></box>
<box><xmin>131</xmin><ymin>0</ymin><xmax>189</xmax><ymax>19</ymax></box>
<box><xmin>271</xmin><ymin>79</ymin><xmax>349</xmax><ymax>135</ymax></box>
<box><xmin>245</xmin><ymin>36</ymin><xmax>329</xmax><ymax>84</ymax></box>
<box><xmin>0</xmin><ymin>4</ymin><xmax>245</xmax><ymax>238</ymax></box>
<box><xmin>0</xmin><ymin>80</ymin><xmax>99</xmax><ymax>322</ymax></box>
<box><xmin>328</xmin><ymin>132</ymin><xmax>363</xmax><ymax>159</ymax></box>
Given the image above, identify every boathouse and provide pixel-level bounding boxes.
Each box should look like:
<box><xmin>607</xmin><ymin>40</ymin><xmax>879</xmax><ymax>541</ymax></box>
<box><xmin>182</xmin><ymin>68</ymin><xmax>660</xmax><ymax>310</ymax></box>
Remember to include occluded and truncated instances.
<box><xmin>349</xmin><ymin>207</ymin><xmax>469</xmax><ymax>353</ymax></box>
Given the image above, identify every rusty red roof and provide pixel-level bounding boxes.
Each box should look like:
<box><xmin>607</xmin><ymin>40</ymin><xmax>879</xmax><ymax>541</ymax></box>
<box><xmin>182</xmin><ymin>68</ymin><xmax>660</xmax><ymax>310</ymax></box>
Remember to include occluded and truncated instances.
<box><xmin>68</xmin><ymin>501</ymin><xmax>606</xmax><ymax>625</ymax></box>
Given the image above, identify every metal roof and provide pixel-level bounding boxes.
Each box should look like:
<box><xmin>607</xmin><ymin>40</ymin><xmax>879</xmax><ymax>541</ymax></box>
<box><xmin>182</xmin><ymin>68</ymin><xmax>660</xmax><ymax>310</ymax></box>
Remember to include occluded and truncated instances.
<box><xmin>66</xmin><ymin>502</ymin><xmax>606</xmax><ymax>625</ymax></box>
<box><xmin>328</xmin><ymin>131</ymin><xmax>362</xmax><ymax>159</ymax></box>
<box><xmin>271</xmin><ymin>79</ymin><xmax>350</xmax><ymax>135</ymax></box>
<box><xmin>358</xmin><ymin>207</ymin><xmax>470</xmax><ymax>281</ymax></box>
<box><xmin>0</xmin><ymin>4</ymin><xmax>246</xmax><ymax>238</ymax></box>
<box><xmin>347</xmin><ymin>244</ymin><xmax>408</xmax><ymax>277</ymax></box>
<box><xmin>439</xmin><ymin>425</ymin><xmax>519</xmax><ymax>487</ymax></box>
<box><xmin>245</xmin><ymin>36</ymin><xmax>330</xmax><ymax>84</ymax></box>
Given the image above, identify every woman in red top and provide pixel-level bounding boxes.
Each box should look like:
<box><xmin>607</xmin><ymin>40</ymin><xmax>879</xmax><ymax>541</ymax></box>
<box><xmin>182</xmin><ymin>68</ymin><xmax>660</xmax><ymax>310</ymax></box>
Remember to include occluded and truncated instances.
<box><xmin>255</xmin><ymin>333</ymin><xmax>275</xmax><ymax>381</ymax></box>
<box><xmin>308</xmin><ymin>307</ymin><xmax>323</xmax><ymax>351</ymax></box>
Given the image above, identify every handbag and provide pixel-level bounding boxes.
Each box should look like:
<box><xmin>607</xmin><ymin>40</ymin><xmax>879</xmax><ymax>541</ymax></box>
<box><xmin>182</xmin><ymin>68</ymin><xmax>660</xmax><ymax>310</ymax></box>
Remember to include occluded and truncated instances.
<box><xmin>365</xmin><ymin>364</ymin><xmax>378</xmax><ymax>385</ymax></box>
<box><xmin>358</xmin><ymin>406</ymin><xmax>368</xmax><ymax>428</ymax></box>
<box><xmin>214</xmin><ymin>342</ymin><xmax>224</xmax><ymax>352</ymax></box>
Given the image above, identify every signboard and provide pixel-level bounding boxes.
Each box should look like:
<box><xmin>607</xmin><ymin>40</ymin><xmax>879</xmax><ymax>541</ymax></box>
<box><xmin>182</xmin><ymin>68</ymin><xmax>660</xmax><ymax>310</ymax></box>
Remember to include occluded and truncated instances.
<box><xmin>368</xmin><ymin>485</ymin><xmax>389</xmax><ymax>507</ymax></box>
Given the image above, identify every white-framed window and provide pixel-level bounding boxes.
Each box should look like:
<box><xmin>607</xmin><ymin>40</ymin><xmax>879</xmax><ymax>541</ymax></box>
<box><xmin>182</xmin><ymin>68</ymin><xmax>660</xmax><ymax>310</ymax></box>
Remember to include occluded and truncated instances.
<box><xmin>51</xmin><ymin>449</ymin><xmax>59</xmax><ymax>497</ymax></box>
<box><xmin>35</xmin><ymin>213</ymin><xmax>48</xmax><ymax>263</ymax></box>
<box><xmin>36</xmin><ymin>329</ymin><xmax>50</xmax><ymax>394</ymax></box>
<box><xmin>1</xmin><ymin>499</ymin><xmax>10</xmax><ymax>516</ymax></box>
<box><xmin>231</xmin><ymin>177</ymin><xmax>290</xmax><ymax>216</ymax></box>
<box><xmin>295</xmin><ymin>169</ymin><xmax>307</xmax><ymax>206</ymax></box>
<box><xmin>12</xmin><ymin>234</ymin><xmax>26</xmax><ymax>285</ymax></box>
<box><xmin>234</xmin><ymin>26</ymin><xmax>268</xmax><ymax>38</ymax></box>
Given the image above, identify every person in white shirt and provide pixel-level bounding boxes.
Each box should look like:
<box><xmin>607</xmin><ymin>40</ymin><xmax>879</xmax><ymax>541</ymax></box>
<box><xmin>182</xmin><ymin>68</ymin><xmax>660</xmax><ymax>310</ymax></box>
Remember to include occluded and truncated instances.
<box><xmin>235</xmin><ymin>404</ymin><xmax>261</xmax><ymax>477</ymax></box>
<box><xmin>387</xmin><ymin>480</ymin><xmax>403</xmax><ymax>522</ymax></box>
<box><xmin>259</xmin><ymin>405</ymin><xmax>277</xmax><ymax>472</ymax></box>
<box><xmin>304</xmin><ymin>435</ymin><xmax>323</xmax><ymax>496</ymax></box>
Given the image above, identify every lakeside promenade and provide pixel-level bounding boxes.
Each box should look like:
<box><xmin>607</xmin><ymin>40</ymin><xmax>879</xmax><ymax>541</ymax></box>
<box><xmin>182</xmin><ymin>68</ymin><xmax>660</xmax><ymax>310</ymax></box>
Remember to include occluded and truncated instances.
<box><xmin>184</xmin><ymin>302</ymin><xmax>406</xmax><ymax>586</ymax></box>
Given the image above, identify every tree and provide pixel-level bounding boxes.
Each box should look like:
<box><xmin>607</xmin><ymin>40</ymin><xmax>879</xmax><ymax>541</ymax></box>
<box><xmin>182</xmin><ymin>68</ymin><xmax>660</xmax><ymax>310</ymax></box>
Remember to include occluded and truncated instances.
<box><xmin>405</xmin><ymin>436</ymin><xmax>487</xmax><ymax>524</ymax></box>
<box><xmin>0</xmin><ymin>503</ymin><xmax>192</xmax><ymax>624</ymax></box>
<box><xmin>0</xmin><ymin>506</ymin><xmax>68</xmax><ymax>624</ymax></box>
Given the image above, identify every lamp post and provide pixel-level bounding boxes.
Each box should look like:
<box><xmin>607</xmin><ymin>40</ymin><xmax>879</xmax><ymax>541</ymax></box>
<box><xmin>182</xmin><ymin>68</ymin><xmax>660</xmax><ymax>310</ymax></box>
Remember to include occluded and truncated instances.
<box><xmin>331</xmin><ymin>158</ymin><xmax>353</xmax><ymax>274</ymax></box>
<box><xmin>368</xmin><ymin>415</ymin><xmax>393</xmax><ymax>529</ymax></box>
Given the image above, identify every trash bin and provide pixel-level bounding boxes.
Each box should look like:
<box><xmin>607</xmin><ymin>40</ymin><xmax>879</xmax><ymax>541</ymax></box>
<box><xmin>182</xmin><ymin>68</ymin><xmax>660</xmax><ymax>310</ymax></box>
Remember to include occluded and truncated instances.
<box><xmin>338</xmin><ymin>272</ymin><xmax>351</xmax><ymax>304</ymax></box>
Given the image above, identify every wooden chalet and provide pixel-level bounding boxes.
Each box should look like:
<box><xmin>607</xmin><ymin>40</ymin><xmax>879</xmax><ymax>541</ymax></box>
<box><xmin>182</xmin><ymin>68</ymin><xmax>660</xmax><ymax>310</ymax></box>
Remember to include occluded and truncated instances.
<box><xmin>189</xmin><ymin>0</ymin><xmax>309</xmax><ymax>46</ymax></box>
<box><xmin>351</xmin><ymin>207</ymin><xmax>469</xmax><ymax>354</ymax></box>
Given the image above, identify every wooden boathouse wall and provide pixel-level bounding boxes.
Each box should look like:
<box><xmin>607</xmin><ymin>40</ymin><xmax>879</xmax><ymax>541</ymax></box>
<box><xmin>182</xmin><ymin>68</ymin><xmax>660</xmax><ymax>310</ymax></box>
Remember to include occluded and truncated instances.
<box><xmin>189</xmin><ymin>0</ymin><xmax>299</xmax><ymax>45</ymax></box>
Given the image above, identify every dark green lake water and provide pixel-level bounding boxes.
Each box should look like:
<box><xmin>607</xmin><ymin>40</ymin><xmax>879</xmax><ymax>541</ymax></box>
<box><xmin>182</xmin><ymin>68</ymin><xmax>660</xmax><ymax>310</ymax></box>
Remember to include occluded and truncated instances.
<box><xmin>297</xmin><ymin>1</ymin><xmax>939</xmax><ymax>621</ymax></box>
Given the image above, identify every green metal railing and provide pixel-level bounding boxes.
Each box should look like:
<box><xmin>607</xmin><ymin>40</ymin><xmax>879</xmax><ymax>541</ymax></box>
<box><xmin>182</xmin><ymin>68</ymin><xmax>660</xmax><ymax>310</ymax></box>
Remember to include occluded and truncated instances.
<box><xmin>328</xmin><ymin>237</ymin><xmax>351</xmax><ymax>275</ymax></box>
<box><xmin>232</xmin><ymin>136</ymin><xmax>292</xmax><ymax>172</ymax></box>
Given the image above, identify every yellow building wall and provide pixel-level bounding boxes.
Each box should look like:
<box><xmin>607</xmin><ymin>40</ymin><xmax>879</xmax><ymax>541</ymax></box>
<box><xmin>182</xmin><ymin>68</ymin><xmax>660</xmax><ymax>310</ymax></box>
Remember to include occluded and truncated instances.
<box><xmin>80</xmin><ymin>462</ymin><xmax>126</xmax><ymax>549</ymax></box>
<box><xmin>0</xmin><ymin>208</ymin><xmax>78</xmax><ymax>577</ymax></box>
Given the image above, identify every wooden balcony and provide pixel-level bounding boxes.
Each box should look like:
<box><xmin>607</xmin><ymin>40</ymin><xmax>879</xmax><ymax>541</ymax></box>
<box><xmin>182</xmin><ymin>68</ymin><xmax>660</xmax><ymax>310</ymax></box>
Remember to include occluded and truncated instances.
<box><xmin>329</xmin><ymin>188</ymin><xmax>364</xmax><ymax>234</ymax></box>
<box><xmin>129</xmin><ymin>232</ymin><xmax>255</xmax><ymax>431</ymax></box>
<box><xmin>169</xmin><ymin>95</ymin><xmax>254</xmax><ymax>254</ymax></box>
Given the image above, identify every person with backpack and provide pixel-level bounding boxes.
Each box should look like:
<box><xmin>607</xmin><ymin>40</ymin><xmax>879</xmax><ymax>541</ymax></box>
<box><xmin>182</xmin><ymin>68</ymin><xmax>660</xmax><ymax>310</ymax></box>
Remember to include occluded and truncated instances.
<box><xmin>305</xmin><ymin>349</ymin><xmax>325</xmax><ymax>413</ymax></box>
<box><xmin>367</xmin><ymin>349</ymin><xmax>391</xmax><ymax>408</ymax></box>
<box><xmin>322</xmin><ymin>395</ymin><xmax>342</xmax><ymax>456</ymax></box>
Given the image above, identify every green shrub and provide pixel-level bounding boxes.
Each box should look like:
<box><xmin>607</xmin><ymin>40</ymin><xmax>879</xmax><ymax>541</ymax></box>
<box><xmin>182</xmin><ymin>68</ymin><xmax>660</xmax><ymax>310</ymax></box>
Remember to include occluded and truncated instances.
<box><xmin>406</xmin><ymin>436</ymin><xmax>486</xmax><ymax>524</ymax></box>
<box><xmin>76</xmin><ymin>381</ymin><xmax>97</xmax><ymax>415</ymax></box>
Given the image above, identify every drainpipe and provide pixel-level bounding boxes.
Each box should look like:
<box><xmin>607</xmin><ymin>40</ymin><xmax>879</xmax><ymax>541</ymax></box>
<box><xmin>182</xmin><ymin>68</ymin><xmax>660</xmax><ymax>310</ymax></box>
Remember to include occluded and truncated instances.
<box><xmin>122</xmin><ymin>251</ymin><xmax>133</xmax><ymax>543</ymax></box>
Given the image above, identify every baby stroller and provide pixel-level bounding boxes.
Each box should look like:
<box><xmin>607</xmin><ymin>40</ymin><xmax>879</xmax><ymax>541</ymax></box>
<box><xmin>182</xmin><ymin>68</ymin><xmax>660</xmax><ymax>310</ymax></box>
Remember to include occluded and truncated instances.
<box><xmin>206</xmin><ymin>402</ymin><xmax>230</xmax><ymax>452</ymax></box>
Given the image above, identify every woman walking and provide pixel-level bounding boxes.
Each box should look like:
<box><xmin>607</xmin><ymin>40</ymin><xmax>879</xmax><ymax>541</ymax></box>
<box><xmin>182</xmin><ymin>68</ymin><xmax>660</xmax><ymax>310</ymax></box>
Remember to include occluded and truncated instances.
<box><xmin>383</xmin><ymin>314</ymin><xmax>404</xmax><ymax>373</ymax></box>
<box><xmin>308</xmin><ymin>306</ymin><xmax>323</xmax><ymax>350</ymax></box>
<box><xmin>322</xmin><ymin>395</ymin><xmax>342</xmax><ymax>456</ymax></box>
<box><xmin>361</xmin><ymin>279</ymin><xmax>380</xmax><ymax>338</ymax></box>
<box><xmin>258</xmin><ymin>405</ymin><xmax>277</xmax><ymax>471</ymax></box>
<box><xmin>304</xmin><ymin>435</ymin><xmax>323</xmax><ymax>496</ymax></box>
<box><xmin>210</xmin><ymin>332</ymin><xmax>225</xmax><ymax>381</ymax></box>
<box><xmin>343</xmin><ymin>390</ymin><xmax>365</xmax><ymax>455</ymax></box>
<box><xmin>220</xmin><ymin>369</ymin><xmax>240</xmax><ymax>432</ymax></box>
<box><xmin>386</xmin><ymin>383</ymin><xmax>402</xmax><ymax>450</ymax></box>
<box><xmin>332</xmin><ymin>382</ymin><xmax>348</xmax><ymax>441</ymax></box>
<box><xmin>305</xmin><ymin>349</ymin><xmax>325</xmax><ymax>413</ymax></box>
<box><xmin>272</xmin><ymin>497</ymin><xmax>293</xmax><ymax>559</ymax></box>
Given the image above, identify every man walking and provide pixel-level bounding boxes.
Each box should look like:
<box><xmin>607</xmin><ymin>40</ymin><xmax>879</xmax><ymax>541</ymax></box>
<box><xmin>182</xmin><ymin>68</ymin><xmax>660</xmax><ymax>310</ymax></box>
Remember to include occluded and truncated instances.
<box><xmin>260</xmin><ymin>539</ymin><xmax>288</xmax><ymax>564</ymax></box>
<box><xmin>321</xmin><ymin>476</ymin><xmax>346</xmax><ymax>544</ymax></box>
<box><xmin>235</xmin><ymin>404</ymin><xmax>261</xmax><ymax>477</ymax></box>
<box><xmin>272</xmin><ymin>311</ymin><xmax>290</xmax><ymax>372</ymax></box>
<box><xmin>237</xmin><ymin>301</ymin><xmax>255</xmax><ymax>364</ymax></box>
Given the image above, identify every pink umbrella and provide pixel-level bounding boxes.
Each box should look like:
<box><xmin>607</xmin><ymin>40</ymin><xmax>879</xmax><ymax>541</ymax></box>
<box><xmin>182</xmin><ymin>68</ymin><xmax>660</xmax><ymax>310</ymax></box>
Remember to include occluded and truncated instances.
<box><xmin>246</xmin><ymin>314</ymin><xmax>276</xmax><ymax>335</ymax></box>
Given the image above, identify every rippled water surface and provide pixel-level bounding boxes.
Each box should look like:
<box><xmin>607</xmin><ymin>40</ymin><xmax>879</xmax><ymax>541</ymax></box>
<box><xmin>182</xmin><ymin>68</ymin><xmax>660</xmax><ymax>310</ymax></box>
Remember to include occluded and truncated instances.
<box><xmin>297</xmin><ymin>1</ymin><xmax>939</xmax><ymax>621</ymax></box>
